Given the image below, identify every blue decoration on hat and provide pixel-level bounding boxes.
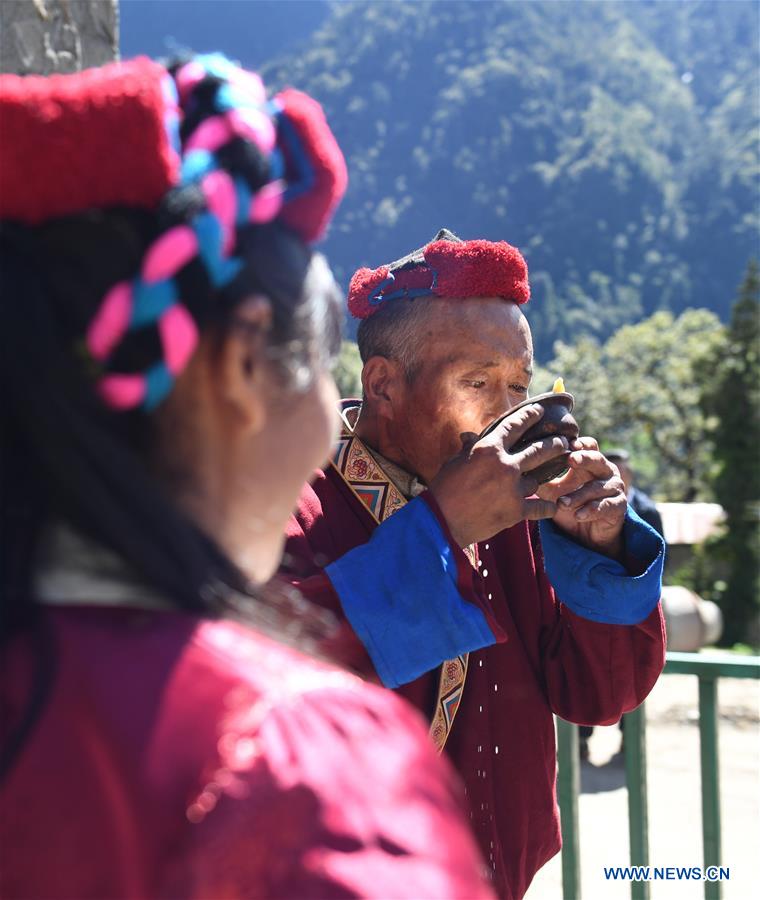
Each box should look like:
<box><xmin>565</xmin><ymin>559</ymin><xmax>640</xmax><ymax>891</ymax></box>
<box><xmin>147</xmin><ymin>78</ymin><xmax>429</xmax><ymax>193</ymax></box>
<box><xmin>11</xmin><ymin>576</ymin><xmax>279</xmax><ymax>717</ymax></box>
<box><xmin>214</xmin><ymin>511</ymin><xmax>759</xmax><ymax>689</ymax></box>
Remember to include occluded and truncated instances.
<box><xmin>130</xmin><ymin>279</ymin><xmax>178</xmax><ymax>329</ymax></box>
<box><xmin>181</xmin><ymin>149</ymin><xmax>216</xmax><ymax>183</ymax></box>
<box><xmin>276</xmin><ymin>109</ymin><xmax>315</xmax><ymax>201</ymax></box>
<box><xmin>234</xmin><ymin>177</ymin><xmax>253</xmax><ymax>227</ymax></box>
<box><xmin>193</xmin><ymin>212</ymin><xmax>244</xmax><ymax>288</ymax></box>
<box><xmin>143</xmin><ymin>361</ymin><xmax>174</xmax><ymax>411</ymax></box>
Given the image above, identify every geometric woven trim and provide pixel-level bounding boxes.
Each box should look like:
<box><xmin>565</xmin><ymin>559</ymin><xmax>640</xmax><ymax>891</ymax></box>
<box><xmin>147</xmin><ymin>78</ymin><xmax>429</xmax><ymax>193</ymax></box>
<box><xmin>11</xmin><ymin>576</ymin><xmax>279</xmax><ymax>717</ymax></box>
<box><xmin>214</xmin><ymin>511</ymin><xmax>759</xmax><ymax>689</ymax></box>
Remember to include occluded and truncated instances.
<box><xmin>329</xmin><ymin>403</ymin><xmax>471</xmax><ymax>753</ymax></box>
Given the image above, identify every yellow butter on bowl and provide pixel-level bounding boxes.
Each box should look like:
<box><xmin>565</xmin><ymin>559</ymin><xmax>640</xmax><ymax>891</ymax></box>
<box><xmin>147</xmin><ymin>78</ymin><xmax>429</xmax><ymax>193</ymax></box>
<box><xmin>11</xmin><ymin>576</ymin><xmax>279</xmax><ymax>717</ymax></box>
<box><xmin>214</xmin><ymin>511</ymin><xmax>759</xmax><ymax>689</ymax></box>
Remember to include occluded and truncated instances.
<box><xmin>552</xmin><ymin>377</ymin><xmax>565</xmax><ymax>393</ymax></box>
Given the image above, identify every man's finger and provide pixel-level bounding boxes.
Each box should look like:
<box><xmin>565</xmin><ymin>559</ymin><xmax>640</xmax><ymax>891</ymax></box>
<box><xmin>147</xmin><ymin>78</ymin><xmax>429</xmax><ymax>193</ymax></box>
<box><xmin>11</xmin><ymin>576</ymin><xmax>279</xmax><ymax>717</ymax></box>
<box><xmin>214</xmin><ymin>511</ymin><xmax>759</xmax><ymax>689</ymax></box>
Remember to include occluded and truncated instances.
<box><xmin>537</xmin><ymin>466</ymin><xmax>591</xmax><ymax>501</ymax></box>
<box><xmin>481</xmin><ymin>403</ymin><xmax>545</xmax><ymax>447</ymax></box>
<box><xmin>569</xmin><ymin>436</ymin><xmax>599</xmax><ymax>452</ymax></box>
<box><xmin>557</xmin><ymin>478</ymin><xmax>621</xmax><ymax>511</ymax></box>
<box><xmin>567</xmin><ymin>449</ymin><xmax>618</xmax><ymax>480</ymax></box>
<box><xmin>575</xmin><ymin>494</ymin><xmax>627</xmax><ymax>522</ymax></box>
<box><xmin>522</xmin><ymin>497</ymin><xmax>558</xmax><ymax>521</ymax></box>
<box><xmin>515</xmin><ymin>435</ymin><xmax>569</xmax><ymax>472</ymax></box>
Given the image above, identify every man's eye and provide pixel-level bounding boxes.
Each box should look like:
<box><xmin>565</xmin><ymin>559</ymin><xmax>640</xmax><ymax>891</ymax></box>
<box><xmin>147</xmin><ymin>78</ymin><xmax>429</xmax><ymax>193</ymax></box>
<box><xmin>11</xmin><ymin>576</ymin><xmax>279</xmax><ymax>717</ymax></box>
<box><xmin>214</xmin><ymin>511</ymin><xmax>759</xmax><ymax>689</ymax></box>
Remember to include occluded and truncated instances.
<box><xmin>467</xmin><ymin>380</ymin><xmax>486</xmax><ymax>389</ymax></box>
<box><xmin>510</xmin><ymin>384</ymin><xmax>529</xmax><ymax>395</ymax></box>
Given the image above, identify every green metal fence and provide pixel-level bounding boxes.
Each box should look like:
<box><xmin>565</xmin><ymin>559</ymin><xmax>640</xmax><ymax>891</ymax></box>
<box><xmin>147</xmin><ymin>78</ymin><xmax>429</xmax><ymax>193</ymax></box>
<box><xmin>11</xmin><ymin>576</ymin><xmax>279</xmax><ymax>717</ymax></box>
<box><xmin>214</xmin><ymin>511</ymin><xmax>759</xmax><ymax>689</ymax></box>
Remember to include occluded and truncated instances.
<box><xmin>556</xmin><ymin>651</ymin><xmax>760</xmax><ymax>900</ymax></box>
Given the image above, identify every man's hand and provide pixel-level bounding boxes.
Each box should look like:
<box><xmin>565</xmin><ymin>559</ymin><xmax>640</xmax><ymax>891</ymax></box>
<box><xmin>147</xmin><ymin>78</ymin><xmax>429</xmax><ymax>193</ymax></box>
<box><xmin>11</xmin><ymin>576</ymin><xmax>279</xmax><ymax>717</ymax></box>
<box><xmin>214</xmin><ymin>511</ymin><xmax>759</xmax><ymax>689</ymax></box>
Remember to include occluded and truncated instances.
<box><xmin>538</xmin><ymin>437</ymin><xmax>627</xmax><ymax>559</ymax></box>
<box><xmin>429</xmin><ymin>404</ymin><xmax>569</xmax><ymax>547</ymax></box>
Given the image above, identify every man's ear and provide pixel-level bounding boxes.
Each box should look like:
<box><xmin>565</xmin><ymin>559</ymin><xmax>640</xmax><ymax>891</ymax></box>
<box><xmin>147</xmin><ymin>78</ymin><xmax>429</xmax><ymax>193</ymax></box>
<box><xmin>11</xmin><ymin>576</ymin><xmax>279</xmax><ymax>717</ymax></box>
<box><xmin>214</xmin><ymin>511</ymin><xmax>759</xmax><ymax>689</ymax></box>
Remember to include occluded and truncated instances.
<box><xmin>361</xmin><ymin>356</ymin><xmax>405</xmax><ymax>419</ymax></box>
<box><xmin>217</xmin><ymin>294</ymin><xmax>273</xmax><ymax>433</ymax></box>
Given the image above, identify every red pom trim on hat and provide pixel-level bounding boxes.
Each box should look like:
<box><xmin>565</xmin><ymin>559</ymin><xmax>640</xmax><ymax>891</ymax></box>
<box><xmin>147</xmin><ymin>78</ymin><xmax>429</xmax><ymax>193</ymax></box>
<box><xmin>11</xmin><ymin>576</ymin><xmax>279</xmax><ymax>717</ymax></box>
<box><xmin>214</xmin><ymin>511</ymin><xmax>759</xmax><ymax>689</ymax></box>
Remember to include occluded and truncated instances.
<box><xmin>276</xmin><ymin>88</ymin><xmax>348</xmax><ymax>244</ymax></box>
<box><xmin>347</xmin><ymin>238</ymin><xmax>530</xmax><ymax>319</ymax></box>
<box><xmin>0</xmin><ymin>57</ymin><xmax>180</xmax><ymax>224</ymax></box>
<box><xmin>425</xmin><ymin>239</ymin><xmax>530</xmax><ymax>304</ymax></box>
<box><xmin>348</xmin><ymin>265</ymin><xmax>391</xmax><ymax>319</ymax></box>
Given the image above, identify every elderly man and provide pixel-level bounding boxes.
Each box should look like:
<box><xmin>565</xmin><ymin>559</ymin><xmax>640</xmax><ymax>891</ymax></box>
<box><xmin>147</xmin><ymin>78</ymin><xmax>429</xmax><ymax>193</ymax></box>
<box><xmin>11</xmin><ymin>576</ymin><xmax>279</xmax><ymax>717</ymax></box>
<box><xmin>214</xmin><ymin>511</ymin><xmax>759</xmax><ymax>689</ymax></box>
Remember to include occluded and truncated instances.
<box><xmin>280</xmin><ymin>230</ymin><xmax>666</xmax><ymax>898</ymax></box>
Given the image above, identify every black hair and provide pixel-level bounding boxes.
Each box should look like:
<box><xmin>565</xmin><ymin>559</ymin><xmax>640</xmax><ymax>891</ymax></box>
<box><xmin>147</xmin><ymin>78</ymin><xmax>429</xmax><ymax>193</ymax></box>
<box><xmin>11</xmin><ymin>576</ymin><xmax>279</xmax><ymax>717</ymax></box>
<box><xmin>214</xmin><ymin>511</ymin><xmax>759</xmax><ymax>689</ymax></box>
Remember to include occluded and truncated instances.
<box><xmin>356</xmin><ymin>229</ymin><xmax>463</xmax><ymax>382</ymax></box>
<box><xmin>0</xmin><ymin>204</ymin><xmax>341</xmax><ymax>778</ymax></box>
<box><xmin>356</xmin><ymin>295</ymin><xmax>436</xmax><ymax>383</ymax></box>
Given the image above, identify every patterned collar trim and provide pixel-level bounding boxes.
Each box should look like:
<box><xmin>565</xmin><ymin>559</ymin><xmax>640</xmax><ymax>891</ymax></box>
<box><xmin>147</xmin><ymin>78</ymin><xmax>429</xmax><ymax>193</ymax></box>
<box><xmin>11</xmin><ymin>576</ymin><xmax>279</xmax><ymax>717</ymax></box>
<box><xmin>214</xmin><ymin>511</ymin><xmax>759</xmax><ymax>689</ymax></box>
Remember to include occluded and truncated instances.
<box><xmin>339</xmin><ymin>403</ymin><xmax>426</xmax><ymax>500</ymax></box>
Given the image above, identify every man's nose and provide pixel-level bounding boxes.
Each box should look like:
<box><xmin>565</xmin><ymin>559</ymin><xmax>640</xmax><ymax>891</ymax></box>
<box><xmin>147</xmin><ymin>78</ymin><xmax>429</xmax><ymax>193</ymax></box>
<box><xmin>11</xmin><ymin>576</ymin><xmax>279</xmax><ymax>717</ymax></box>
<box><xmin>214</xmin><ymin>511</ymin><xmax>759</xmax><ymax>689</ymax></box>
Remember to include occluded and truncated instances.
<box><xmin>505</xmin><ymin>390</ymin><xmax>523</xmax><ymax>412</ymax></box>
<box><xmin>482</xmin><ymin>393</ymin><xmax>519</xmax><ymax>429</ymax></box>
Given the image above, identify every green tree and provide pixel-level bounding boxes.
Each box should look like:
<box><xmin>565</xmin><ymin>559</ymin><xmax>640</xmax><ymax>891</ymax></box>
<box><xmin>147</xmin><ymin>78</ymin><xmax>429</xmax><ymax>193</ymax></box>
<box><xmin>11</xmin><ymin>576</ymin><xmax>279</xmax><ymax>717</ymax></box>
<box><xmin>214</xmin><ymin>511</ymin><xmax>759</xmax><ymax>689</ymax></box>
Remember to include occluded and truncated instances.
<box><xmin>702</xmin><ymin>261</ymin><xmax>760</xmax><ymax>645</ymax></box>
<box><xmin>546</xmin><ymin>308</ymin><xmax>727</xmax><ymax>500</ymax></box>
<box><xmin>332</xmin><ymin>341</ymin><xmax>363</xmax><ymax>398</ymax></box>
<box><xmin>603</xmin><ymin>309</ymin><xmax>726</xmax><ymax>501</ymax></box>
<box><xmin>538</xmin><ymin>337</ymin><xmax>613</xmax><ymax>439</ymax></box>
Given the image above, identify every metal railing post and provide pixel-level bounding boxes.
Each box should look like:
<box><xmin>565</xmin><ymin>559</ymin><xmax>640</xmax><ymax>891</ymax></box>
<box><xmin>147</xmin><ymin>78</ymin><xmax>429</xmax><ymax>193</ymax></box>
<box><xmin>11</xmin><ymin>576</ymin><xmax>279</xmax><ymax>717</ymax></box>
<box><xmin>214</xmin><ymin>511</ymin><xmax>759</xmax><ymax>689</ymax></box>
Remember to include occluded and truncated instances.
<box><xmin>552</xmin><ymin>653</ymin><xmax>758</xmax><ymax>900</ymax></box>
<box><xmin>698</xmin><ymin>676</ymin><xmax>722</xmax><ymax>900</ymax></box>
<box><xmin>624</xmin><ymin>704</ymin><xmax>650</xmax><ymax>900</ymax></box>
<box><xmin>556</xmin><ymin>717</ymin><xmax>581</xmax><ymax>900</ymax></box>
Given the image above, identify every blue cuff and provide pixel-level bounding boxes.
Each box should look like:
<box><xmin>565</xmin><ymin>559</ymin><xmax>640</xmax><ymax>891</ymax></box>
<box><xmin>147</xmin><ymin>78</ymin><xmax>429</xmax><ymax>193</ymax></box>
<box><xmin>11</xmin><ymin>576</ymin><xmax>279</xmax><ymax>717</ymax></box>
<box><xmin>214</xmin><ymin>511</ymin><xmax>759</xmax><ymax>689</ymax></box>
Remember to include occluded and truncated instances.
<box><xmin>538</xmin><ymin>505</ymin><xmax>664</xmax><ymax>625</ymax></box>
<box><xmin>326</xmin><ymin>497</ymin><xmax>496</xmax><ymax>688</ymax></box>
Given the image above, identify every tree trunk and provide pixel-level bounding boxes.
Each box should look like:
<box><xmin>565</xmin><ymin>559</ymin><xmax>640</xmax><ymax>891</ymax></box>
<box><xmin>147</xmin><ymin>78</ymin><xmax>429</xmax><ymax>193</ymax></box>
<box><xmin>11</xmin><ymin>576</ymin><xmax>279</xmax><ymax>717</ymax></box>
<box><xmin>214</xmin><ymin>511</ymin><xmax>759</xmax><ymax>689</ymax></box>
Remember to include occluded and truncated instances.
<box><xmin>0</xmin><ymin>0</ymin><xmax>118</xmax><ymax>75</ymax></box>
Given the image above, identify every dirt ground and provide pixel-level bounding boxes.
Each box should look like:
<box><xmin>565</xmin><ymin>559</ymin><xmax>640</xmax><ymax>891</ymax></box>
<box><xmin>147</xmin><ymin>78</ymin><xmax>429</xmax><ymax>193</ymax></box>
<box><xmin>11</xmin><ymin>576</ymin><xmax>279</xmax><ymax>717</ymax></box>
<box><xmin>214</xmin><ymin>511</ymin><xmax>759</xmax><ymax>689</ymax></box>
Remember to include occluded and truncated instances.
<box><xmin>525</xmin><ymin>672</ymin><xmax>760</xmax><ymax>900</ymax></box>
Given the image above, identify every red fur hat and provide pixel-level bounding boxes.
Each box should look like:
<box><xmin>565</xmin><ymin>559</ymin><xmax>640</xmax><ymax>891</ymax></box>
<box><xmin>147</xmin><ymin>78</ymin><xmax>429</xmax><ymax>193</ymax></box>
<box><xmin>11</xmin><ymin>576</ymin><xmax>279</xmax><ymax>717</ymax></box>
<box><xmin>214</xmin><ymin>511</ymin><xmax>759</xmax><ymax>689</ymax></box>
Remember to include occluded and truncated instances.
<box><xmin>0</xmin><ymin>56</ymin><xmax>346</xmax><ymax>244</ymax></box>
<box><xmin>276</xmin><ymin>88</ymin><xmax>347</xmax><ymax>243</ymax></box>
<box><xmin>0</xmin><ymin>54</ymin><xmax>349</xmax><ymax>413</ymax></box>
<box><xmin>348</xmin><ymin>228</ymin><xmax>530</xmax><ymax>319</ymax></box>
<box><xmin>0</xmin><ymin>57</ymin><xmax>180</xmax><ymax>224</ymax></box>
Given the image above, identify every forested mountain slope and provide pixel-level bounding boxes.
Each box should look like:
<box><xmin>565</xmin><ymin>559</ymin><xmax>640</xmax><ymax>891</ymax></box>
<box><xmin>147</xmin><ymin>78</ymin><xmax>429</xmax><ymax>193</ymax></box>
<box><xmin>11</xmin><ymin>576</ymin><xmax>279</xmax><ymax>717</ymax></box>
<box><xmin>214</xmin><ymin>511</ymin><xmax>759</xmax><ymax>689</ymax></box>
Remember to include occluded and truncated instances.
<box><xmin>262</xmin><ymin>0</ymin><xmax>758</xmax><ymax>356</ymax></box>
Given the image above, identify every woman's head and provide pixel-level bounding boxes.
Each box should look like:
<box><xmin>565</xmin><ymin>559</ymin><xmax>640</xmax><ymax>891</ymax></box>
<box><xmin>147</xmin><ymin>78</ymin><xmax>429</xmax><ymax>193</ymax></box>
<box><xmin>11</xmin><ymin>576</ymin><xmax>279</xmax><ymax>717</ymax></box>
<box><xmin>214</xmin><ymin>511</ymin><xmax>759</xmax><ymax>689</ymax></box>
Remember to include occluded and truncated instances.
<box><xmin>0</xmin><ymin>53</ymin><xmax>347</xmax><ymax>635</ymax></box>
<box><xmin>151</xmin><ymin>220</ymin><xmax>343</xmax><ymax>583</ymax></box>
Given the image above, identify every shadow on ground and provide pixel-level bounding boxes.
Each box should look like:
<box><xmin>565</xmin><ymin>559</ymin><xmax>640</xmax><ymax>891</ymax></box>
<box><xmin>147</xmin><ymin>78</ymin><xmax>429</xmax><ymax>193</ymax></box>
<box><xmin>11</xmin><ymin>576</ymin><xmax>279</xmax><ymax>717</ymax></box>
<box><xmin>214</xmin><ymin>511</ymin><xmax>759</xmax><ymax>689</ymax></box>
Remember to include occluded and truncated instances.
<box><xmin>580</xmin><ymin>752</ymin><xmax>626</xmax><ymax>793</ymax></box>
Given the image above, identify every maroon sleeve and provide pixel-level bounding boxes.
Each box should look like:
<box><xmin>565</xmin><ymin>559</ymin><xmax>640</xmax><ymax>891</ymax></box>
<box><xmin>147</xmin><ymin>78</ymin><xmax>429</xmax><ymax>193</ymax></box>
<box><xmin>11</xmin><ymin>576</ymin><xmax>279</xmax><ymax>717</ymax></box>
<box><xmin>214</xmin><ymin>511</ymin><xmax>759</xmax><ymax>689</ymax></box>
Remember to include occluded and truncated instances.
<box><xmin>279</xmin><ymin>474</ymin><xmax>505</xmax><ymax>677</ymax></box>
<box><xmin>159</xmin><ymin>684</ymin><xmax>495</xmax><ymax>899</ymax></box>
<box><xmin>279</xmin><ymin>477</ymin><xmax>379</xmax><ymax>678</ymax></box>
<box><xmin>532</xmin><ymin>524</ymin><xmax>666</xmax><ymax>726</ymax></box>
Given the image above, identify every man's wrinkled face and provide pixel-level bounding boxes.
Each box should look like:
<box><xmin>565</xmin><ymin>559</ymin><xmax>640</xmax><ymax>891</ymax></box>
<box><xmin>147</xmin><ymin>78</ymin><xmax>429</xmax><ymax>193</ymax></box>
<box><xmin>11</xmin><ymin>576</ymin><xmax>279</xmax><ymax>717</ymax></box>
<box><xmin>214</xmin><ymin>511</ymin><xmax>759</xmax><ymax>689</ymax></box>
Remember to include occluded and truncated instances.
<box><xmin>387</xmin><ymin>297</ymin><xmax>533</xmax><ymax>483</ymax></box>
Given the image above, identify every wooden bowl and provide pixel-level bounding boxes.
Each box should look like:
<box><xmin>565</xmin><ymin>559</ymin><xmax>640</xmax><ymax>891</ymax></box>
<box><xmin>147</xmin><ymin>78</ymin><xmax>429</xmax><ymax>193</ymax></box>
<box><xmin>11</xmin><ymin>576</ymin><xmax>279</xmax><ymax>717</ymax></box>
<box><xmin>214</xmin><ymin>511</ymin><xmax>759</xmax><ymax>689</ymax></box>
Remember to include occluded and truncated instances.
<box><xmin>479</xmin><ymin>392</ymin><xmax>578</xmax><ymax>483</ymax></box>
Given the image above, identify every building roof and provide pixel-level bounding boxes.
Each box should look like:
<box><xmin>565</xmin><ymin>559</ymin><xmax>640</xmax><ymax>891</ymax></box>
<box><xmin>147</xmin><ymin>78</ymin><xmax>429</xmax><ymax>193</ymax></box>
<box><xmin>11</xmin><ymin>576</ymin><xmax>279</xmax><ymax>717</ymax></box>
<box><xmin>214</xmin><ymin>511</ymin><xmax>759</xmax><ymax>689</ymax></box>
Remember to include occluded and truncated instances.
<box><xmin>656</xmin><ymin>502</ymin><xmax>725</xmax><ymax>546</ymax></box>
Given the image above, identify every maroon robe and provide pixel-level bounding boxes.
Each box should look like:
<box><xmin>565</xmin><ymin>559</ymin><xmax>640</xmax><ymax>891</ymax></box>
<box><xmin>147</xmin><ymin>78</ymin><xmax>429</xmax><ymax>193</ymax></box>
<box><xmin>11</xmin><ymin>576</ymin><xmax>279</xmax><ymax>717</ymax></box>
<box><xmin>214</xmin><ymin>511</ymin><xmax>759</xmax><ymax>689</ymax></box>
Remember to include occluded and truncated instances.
<box><xmin>1</xmin><ymin>607</ymin><xmax>493</xmax><ymax>899</ymax></box>
<box><xmin>282</xmin><ymin>465</ymin><xmax>667</xmax><ymax>899</ymax></box>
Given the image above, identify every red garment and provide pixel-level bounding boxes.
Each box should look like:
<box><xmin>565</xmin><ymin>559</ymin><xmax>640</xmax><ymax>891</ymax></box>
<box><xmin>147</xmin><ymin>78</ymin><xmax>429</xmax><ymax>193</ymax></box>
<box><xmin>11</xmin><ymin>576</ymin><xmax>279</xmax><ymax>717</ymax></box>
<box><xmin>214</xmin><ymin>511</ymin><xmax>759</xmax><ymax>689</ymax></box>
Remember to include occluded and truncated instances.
<box><xmin>281</xmin><ymin>466</ymin><xmax>667</xmax><ymax>899</ymax></box>
<box><xmin>1</xmin><ymin>607</ymin><xmax>493</xmax><ymax>899</ymax></box>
